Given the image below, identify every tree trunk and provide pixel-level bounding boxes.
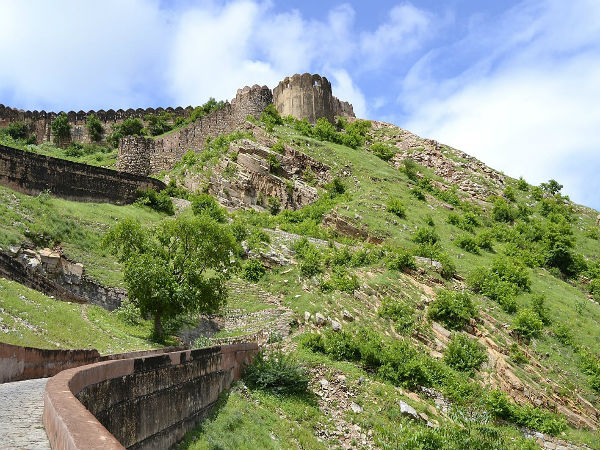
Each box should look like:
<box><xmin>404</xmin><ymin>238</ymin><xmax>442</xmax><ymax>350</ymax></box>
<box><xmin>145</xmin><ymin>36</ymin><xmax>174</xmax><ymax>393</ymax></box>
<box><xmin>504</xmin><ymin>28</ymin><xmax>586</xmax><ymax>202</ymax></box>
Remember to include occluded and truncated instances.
<box><xmin>153</xmin><ymin>313</ymin><xmax>164</xmax><ymax>338</ymax></box>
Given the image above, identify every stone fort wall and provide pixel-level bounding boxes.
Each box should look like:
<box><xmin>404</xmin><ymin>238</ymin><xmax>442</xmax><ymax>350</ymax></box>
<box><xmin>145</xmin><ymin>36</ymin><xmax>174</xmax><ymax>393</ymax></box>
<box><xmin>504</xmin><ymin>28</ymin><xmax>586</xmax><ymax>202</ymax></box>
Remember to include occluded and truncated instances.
<box><xmin>0</xmin><ymin>104</ymin><xmax>195</xmax><ymax>145</ymax></box>
<box><xmin>43</xmin><ymin>343</ymin><xmax>258</xmax><ymax>450</ymax></box>
<box><xmin>116</xmin><ymin>85</ymin><xmax>273</xmax><ymax>176</ymax></box>
<box><xmin>273</xmin><ymin>73</ymin><xmax>355</xmax><ymax>124</ymax></box>
<box><xmin>0</xmin><ymin>144</ymin><xmax>165</xmax><ymax>204</ymax></box>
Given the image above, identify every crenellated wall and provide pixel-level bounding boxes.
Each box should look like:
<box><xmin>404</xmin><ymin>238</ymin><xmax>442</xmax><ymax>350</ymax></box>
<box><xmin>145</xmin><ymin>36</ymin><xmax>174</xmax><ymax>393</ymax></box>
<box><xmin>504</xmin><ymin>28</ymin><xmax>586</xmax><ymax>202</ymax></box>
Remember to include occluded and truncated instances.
<box><xmin>272</xmin><ymin>73</ymin><xmax>355</xmax><ymax>124</ymax></box>
<box><xmin>117</xmin><ymin>85</ymin><xmax>273</xmax><ymax>176</ymax></box>
<box><xmin>43</xmin><ymin>343</ymin><xmax>258</xmax><ymax>450</ymax></box>
<box><xmin>0</xmin><ymin>104</ymin><xmax>195</xmax><ymax>145</ymax></box>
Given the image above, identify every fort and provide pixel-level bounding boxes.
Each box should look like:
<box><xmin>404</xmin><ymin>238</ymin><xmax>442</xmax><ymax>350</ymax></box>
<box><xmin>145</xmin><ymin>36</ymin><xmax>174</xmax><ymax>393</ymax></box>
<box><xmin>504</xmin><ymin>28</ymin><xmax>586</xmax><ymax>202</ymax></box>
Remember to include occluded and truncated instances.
<box><xmin>0</xmin><ymin>73</ymin><xmax>355</xmax><ymax>178</ymax></box>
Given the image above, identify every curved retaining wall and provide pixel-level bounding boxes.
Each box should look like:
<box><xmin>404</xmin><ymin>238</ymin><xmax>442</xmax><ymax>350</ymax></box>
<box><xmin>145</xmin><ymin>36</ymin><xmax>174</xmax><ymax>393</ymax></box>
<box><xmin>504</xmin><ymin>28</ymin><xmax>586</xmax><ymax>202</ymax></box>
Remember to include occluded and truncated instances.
<box><xmin>43</xmin><ymin>343</ymin><xmax>258</xmax><ymax>450</ymax></box>
<box><xmin>0</xmin><ymin>144</ymin><xmax>165</xmax><ymax>203</ymax></box>
<box><xmin>0</xmin><ymin>342</ymin><xmax>186</xmax><ymax>384</ymax></box>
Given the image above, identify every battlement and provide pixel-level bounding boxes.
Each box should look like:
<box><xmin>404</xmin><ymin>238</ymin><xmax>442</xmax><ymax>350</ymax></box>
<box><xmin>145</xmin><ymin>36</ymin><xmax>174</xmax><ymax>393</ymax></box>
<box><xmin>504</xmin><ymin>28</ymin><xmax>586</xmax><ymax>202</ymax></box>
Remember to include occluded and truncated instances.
<box><xmin>0</xmin><ymin>104</ymin><xmax>196</xmax><ymax>144</ymax></box>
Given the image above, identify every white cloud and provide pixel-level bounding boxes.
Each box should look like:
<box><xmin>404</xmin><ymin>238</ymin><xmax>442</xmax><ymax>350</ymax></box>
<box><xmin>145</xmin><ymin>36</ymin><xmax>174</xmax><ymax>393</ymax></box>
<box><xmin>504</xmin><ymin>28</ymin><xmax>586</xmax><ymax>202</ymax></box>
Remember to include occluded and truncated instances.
<box><xmin>330</xmin><ymin>69</ymin><xmax>367</xmax><ymax>118</ymax></box>
<box><xmin>403</xmin><ymin>0</ymin><xmax>600</xmax><ymax>209</ymax></box>
<box><xmin>0</xmin><ymin>0</ymin><xmax>169</xmax><ymax>110</ymax></box>
<box><xmin>359</xmin><ymin>3</ymin><xmax>432</xmax><ymax>69</ymax></box>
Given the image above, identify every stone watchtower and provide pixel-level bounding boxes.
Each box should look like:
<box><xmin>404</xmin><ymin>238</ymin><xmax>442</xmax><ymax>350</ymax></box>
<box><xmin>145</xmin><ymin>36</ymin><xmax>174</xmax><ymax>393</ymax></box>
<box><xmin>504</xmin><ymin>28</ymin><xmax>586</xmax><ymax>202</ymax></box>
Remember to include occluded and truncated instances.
<box><xmin>273</xmin><ymin>73</ymin><xmax>347</xmax><ymax>124</ymax></box>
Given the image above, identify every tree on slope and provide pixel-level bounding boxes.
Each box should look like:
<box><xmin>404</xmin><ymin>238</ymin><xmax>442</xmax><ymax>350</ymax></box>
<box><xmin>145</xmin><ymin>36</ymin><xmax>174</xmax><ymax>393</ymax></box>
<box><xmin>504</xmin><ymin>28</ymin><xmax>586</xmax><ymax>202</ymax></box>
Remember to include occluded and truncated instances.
<box><xmin>102</xmin><ymin>215</ymin><xmax>236</xmax><ymax>338</ymax></box>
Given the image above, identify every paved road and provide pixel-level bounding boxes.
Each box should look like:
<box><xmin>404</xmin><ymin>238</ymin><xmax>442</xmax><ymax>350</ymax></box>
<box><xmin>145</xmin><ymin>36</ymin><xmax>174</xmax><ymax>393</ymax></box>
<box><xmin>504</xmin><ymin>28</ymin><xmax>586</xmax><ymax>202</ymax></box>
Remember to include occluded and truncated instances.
<box><xmin>0</xmin><ymin>378</ymin><xmax>50</xmax><ymax>450</ymax></box>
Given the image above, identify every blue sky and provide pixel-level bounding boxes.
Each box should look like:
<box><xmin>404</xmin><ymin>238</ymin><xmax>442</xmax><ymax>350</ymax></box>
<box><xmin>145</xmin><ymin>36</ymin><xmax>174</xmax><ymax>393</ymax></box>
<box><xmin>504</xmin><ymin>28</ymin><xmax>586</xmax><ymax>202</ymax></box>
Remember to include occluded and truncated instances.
<box><xmin>1</xmin><ymin>0</ymin><xmax>599</xmax><ymax>209</ymax></box>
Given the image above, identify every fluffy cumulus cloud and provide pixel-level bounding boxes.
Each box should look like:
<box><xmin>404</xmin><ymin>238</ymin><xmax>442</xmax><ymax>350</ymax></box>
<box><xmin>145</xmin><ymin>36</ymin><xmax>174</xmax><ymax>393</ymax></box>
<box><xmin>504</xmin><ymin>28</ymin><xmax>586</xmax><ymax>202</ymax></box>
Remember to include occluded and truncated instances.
<box><xmin>403</xmin><ymin>0</ymin><xmax>600</xmax><ymax>208</ymax></box>
<box><xmin>0</xmin><ymin>0</ymin><xmax>170</xmax><ymax>110</ymax></box>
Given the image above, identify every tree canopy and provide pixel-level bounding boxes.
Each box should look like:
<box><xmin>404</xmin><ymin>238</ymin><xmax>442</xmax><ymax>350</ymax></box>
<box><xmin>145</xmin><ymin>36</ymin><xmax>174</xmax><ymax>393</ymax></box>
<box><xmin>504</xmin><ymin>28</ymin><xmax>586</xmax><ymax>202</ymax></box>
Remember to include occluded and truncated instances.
<box><xmin>102</xmin><ymin>215</ymin><xmax>236</xmax><ymax>337</ymax></box>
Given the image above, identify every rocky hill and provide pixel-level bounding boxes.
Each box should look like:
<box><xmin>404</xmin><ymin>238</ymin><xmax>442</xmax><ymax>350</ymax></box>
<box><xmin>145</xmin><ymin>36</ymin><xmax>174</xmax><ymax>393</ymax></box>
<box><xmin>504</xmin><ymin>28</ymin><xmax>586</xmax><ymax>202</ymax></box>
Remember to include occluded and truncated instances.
<box><xmin>1</xmin><ymin>78</ymin><xmax>600</xmax><ymax>450</ymax></box>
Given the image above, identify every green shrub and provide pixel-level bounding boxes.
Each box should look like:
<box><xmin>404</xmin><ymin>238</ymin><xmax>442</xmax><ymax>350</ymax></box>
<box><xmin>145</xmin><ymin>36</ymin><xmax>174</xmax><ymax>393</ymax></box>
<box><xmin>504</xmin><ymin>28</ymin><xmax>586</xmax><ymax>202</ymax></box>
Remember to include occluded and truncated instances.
<box><xmin>411</xmin><ymin>188</ymin><xmax>426</xmax><ymax>201</ymax></box>
<box><xmin>8</xmin><ymin>121</ymin><xmax>29</xmax><ymax>140</ymax></box>
<box><xmin>113</xmin><ymin>299</ymin><xmax>142</xmax><ymax>325</ymax></box>
<box><xmin>241</xmin><ymin>258</ymin><xmax>266</xmax><ymax>282</ymax></box>
<box><xmin>64</xmin><ymin>143</ymin><xmax>84</xmax><ymax>157</ymax></box>
<box><xmin>85</xmin><ymin>114</ymin><xmax>104</xmax><ymax>142</ymax></box>
<box><xmin>413</xmin><ymin>226</ymin><xmax>439</xmax><ymax>245</ymax></box>
<box><xmin>378</xmin><ymin>298</ymin><xmax>415</xmax><ymax>333</ymax></box>
<box><xmin>145</xmin><ymin>112</ymin><xmax>173</xmax><ymax>136</ymax></box>
<box><xmin>485</xmin><ymin>390</ymin><xmax>566</xmax><ymax>435</ymax></box>
<box><xmin>590</xmin><ymin>278</ymin><xmax>600</xmax><ymax>301</ymax></box>
<box><xmin>513</xmin><ymin>309</ymin><xmax>544</xmax><ymax>340</ymax></box>
<box><xmin>444</xmin><ymin>333</ymin><xmax>487</xmax><ymax>374</ymax></box>
<box><xmin>293</xmin><ymin>118</ymin><xmax>313</xmax><ymax>136</ymax></box>
<box><xmin>475</xmin><ymin>230</ymin><xmax>494</xmax><ymax>252</ymax></box>
<box><xmin>259</xmin><ymin>104</ymin><xmax>283</xmax><ymax>131</ymax></box>
<box><xmin>107</xmin><ymin>117</ymin><xmax>145</xmax><ymax>147</ymax></box>
<box><xmin>189</xmin><ymin>98</ymin><xmax>226</xmax><ymax>123</ymax></box>
<box><xmin>553</xmin><ymin>324</ymin><xmax>574</xmax><ymax>346</ymax></box>
<box><xmin>387</xmin><ymin>198</ymin><xmax>406</xmax><ymax>218</ymax></box>
<box><xmin>517</xmin><ymin>177</ymin><xmax>529</xmax><ymax>191</ymax></box>
<box><xmin>135</xmin><ymin>188</ymin><xmax>174</xmax><ymax>215</ymax></box>
<box><xmin>267</xmin><ymin>153</ymin><xmax>281</xmax><ymax>173</ymax></box>
<box><xmin>531</xmin><ymin>294</ymin><xmax>551</xmax><ymax>325</ymax></box>
<box><xmin>271</xmin><ymin>140</ymin><xmax>285</xmax><ymax>154</ymax></box>
<box><xmin>370</xmin><ymin>142</ymin><xmax>395</xmax><ymax>161</ymax></box>
<box><xmin>492</xmin><ymin>198</ymin><xmax>515</xmax><ymax>222</ymax></box>
<box><xmin>387</xmin><ymin>248</ymin><xmax>416</xmax><ymax>272</ymax></box>
<box><xmin>455</xmin><ymin>235</ymin><xmax>480</xmax><ymax>254</ymax></box>
<box><xmin>191</xmin><ymin>193</ymin><xmax>226</xmax><ymax>222</ymax></box>
<box><xmin>164</xmin><ymin>179</ymin><xmax>189</xmax><ymax>199</ymax></box>
<box><xmin>503</xmin><ymin>186</ymin><xmax>516</xmax><ymax>202</ymax></box>
<box><xmin>243</xmin><ymin>350</ymin><xmax>309</xmax><ymax>395</ymax></box>
<box><xmin>302</xmin><ymin>168</ymin><xmax>316</xmax><ymax>185</ymax></box>
<box><xmin>267</xmin><ymin>196</ymin><xmax>281</xmax><ymax>215</ymax></box>
<box><xmin>402</xmin><ymin>158</ymin><xmax>418</xmax><ymax>181</ymax></box>
<box><xmin>438</xmin><ymin>253</ymin><xmax>457</xmax><ymax>280</ymax></box>
<box><xmin>299</xmin><ymin>245</ymin><xmax>323</xmax><ymax>278</ymax></box>
<box><xmin>329</xmin><ymin>266</ymin><xmax>359</xmax><ymax>292</ymax></box>
<box><xmin>325</xmin><ymin>177</ymin><xmax>346</xmax><ymax>198</ymax></box>
<box><xmin>51</xmin><ymin>113</ymin><xmax>72</xmax><ymax>146</ymax></box>
<box><xmin>428</xmin><ymin>290</ymin><xmax>476</xmax><ymax>330</ymax></box>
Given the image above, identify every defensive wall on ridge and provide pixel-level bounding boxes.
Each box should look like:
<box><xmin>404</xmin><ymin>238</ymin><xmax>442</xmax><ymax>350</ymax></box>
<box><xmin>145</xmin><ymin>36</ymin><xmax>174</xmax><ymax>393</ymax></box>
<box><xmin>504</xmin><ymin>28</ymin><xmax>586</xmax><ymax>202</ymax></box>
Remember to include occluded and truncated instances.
<box><xmin>116</xmin><ymin>85</ymin><xmax>273</xmax><ymax>176</ymax></box>
<box><xmin>0</xmin><ymin>104</ymin><xmax>194</xmax><ymax>145</ymax></box>
<box><xmin>0</xmin><ymin>144</ymin><xmax>165</xmax><ymax>204</ymax></box>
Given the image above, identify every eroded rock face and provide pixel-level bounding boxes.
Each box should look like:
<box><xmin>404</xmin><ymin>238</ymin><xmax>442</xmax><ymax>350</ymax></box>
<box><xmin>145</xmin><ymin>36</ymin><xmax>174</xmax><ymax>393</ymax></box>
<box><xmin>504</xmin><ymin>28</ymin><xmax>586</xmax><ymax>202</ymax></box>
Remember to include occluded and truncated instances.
<box><xmin>180</xmin><ymin>138</ymin><xmax>329</xmax><ymax>213</ymax></box>
<box><xmin>369</xmin><ymin>120</ymin><xmax>505</xmax><ymax>201</ymax></box>
<box><xmin>6</xmin><ymin>246</ymin><xmax>125</xmax><ymax>311</ymax></box>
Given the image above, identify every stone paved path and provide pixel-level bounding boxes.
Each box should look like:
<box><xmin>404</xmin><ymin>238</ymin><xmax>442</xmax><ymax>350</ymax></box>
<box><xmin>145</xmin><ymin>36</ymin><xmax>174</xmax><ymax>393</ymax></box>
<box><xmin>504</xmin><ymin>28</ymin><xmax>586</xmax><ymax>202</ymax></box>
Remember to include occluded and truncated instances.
<box><xmin>0</xmin><ymin>378</ymin><xmax>50</xmax><ymax>450</ymax></box>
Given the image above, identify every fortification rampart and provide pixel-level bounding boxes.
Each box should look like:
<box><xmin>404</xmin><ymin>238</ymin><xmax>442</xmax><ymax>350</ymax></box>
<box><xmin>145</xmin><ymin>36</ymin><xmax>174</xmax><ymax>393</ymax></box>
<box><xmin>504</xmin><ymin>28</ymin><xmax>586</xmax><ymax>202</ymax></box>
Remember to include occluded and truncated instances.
<box><xmin>117</xmin><ymin>85</ymin><xmax>273</xmax><ymax>176</ymax></box>
<box><xmin>0</xmin><ymin>144</ymin><xmax>165</xmax><ymax>203</ymax></box>
<box><xmin>43</xmin><ymin>343</ymin><xmax>258</xmax><ymax>450</ymax></box>
<box><xmin>273</xmin><ymin>73</ymin><xmax>355</xmax><ymax>124</ymax></box>
<box><xmin>0</xmin><ymin>104</ymin><xmax>194</xmax><ymax>144</ymax></box>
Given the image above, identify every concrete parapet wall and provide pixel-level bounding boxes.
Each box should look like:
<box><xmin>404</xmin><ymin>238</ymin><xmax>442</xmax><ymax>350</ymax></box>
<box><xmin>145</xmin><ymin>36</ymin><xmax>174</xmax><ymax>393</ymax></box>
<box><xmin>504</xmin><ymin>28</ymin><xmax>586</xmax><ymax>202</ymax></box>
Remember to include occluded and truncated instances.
<box><xmin>43</xmin><ymin>343</ymin><xmax>258</xmax><ymax>450</ymax></box>
<box><xmin>0</xmin><ymin>144</ymin><xmax>165</xmax><ymax>203</ymax></box>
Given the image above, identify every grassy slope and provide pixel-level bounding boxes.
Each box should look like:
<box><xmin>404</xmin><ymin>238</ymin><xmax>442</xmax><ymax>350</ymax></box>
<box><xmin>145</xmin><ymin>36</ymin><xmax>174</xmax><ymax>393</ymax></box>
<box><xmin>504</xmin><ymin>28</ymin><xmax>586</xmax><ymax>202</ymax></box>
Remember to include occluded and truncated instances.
<box><xmin>0</xmin><ymin>278</ymin><xmax>162</xmax><ymax>353</ymax></box>
<box><xmin>2</xmin><ymin>118</ymin><xmax>600</xmax><ymax>448</ymax></box>
<box><xmin>0</xmin><ymin>185</ymin><xmax>167</xmax><ymax>286</ymax></box>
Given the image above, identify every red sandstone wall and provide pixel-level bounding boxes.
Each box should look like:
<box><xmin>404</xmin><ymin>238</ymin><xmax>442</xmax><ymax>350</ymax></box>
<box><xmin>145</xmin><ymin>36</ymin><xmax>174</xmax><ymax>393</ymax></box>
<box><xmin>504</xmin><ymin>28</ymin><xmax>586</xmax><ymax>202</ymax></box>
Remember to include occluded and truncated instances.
<box><xmin>43</xmin><ymin>343</ymin><xmax>258</xmax><ymax>450</ymax></box>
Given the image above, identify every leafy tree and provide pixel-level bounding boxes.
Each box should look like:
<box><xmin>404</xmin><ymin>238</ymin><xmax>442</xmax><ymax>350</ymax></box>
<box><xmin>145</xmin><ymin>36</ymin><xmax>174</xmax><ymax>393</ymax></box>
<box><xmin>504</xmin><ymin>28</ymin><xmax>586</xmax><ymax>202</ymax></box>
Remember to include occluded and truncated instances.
<box><xmin>51</xmin><ymin>113</ymin><xmax>71</xmax><ymax>146</ymax></box>
<box><xmin>540</xmin><ymin>179</ymin><xmax>563</xmax><ymax>195</ymax></box>
<box><xmin>102</xmin><ymin>216</ymin><xmax>236</xmax><ymax>338</ymax></box>
<box><xmin>370</xmin><ymin>143</ymin><xmax>395</xmax><ymax>161</ymax></box>
<box><xmin>241</xmin><ymin>258</ymin><xmax>266</xmax><ymax>282</ymax></box>
<box><xmin>190</xmin><ymin>98</ymin><xmax>226</xmax><ymax>123</ymax></box>
<box><xmin>191</xmin><ymin>193</ymin><xmax>227</xmax><ymax>222</ymax></box>
<box><xmin>513</xmin><ymin>309</ymin><xmax>544</xmax><ymax>340</ymax></box>
<box><xmin>107</xmin><ymin>117</ymin><xmax>145</xmax><ymax>148</ymax></box>
<box><xmin>86</xmin><ymin>114</ymin><xmax>104</xmax><ymax>142</ymax></box>
<box><xmin>145</xmin><ymin>112</ymin><xmax>173</xmax><ymax>136</ymax></box>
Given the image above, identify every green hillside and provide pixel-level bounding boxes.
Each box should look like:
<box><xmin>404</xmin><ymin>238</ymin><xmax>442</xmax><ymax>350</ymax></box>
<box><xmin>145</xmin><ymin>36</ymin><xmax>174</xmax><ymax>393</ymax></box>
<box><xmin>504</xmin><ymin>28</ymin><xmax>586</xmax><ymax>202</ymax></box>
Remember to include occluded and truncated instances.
<box><xmin>1</xmin><ymin>112</ymin><xmax>600</xmax><ymax>449</ymax></box>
